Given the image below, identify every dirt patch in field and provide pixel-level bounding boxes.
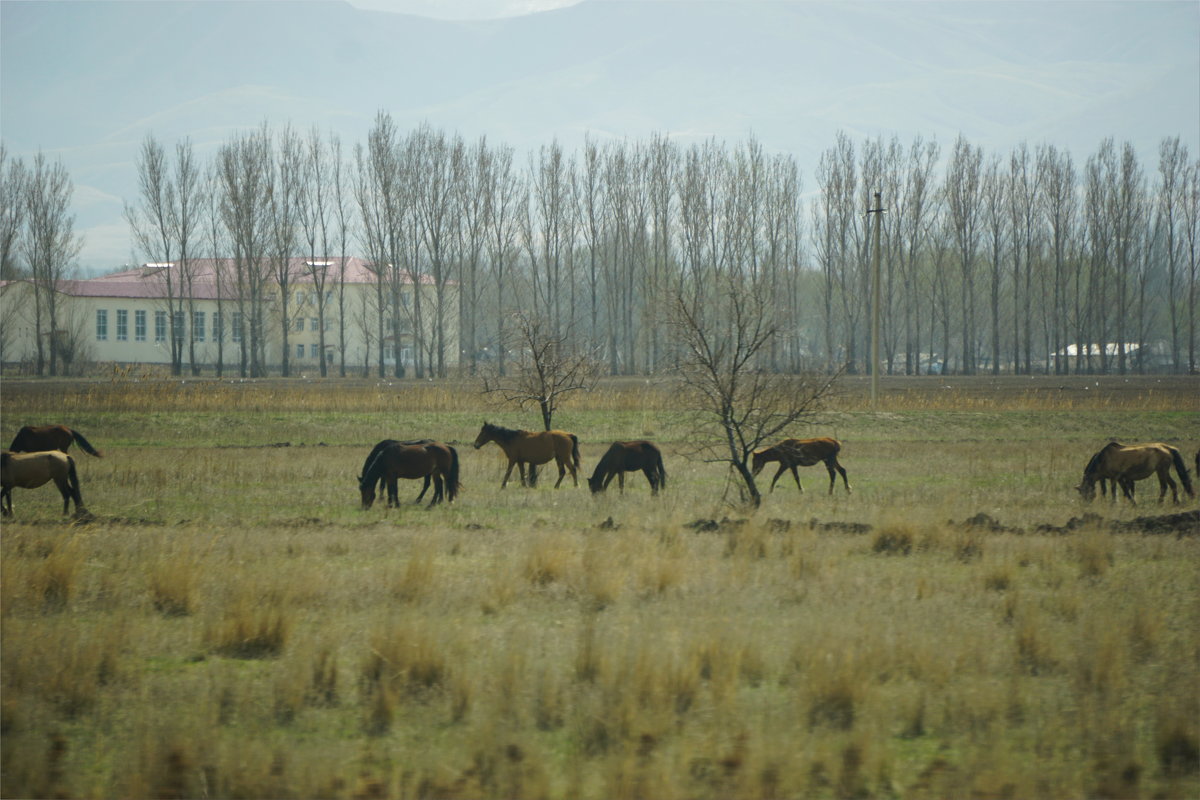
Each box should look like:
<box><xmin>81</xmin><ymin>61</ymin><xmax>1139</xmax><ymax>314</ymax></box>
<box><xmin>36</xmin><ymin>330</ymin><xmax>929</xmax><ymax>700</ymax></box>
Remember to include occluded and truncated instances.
<box><xmin>684</xmin><ymin>510</ymin><xmax>1199</xmax><ymax>537</ymax></box>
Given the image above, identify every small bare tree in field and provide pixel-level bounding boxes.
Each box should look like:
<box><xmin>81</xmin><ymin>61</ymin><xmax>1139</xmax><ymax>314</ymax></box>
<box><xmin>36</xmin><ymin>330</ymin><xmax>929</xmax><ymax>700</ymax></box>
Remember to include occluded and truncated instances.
<box><xmin>480</xmin><ymin>312</ymin><xmax>601</xmax><ymax>431</ymax></box>
<box><xmin>673</xmin><ymin>279</ymin><xmax>841</xmax><ymax>507</ymax></box>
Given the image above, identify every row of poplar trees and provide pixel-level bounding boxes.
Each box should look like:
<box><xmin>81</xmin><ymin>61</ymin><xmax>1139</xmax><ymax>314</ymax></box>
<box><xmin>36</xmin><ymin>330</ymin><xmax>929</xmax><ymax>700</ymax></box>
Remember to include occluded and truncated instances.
<box><xmin>3</xmin><ymin>116</ymin><xmax>1198</xmax><ymax>376</ymax></box>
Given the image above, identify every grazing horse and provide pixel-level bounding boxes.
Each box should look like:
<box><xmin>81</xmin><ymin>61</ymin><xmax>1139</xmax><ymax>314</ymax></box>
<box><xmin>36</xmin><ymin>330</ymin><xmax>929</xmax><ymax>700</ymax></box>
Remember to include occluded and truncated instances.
<box><xmin>588</xmin><ymin>440</ymin><xmax>667</xmax><ymax>495</ymax></box>
<box><xmin>472</xmin><ymin>422</ymin><xmax>580</xmax><ymax>489</ymax></box>
<box><xmin>9</xmin><ymin>425</ymin><xmax>103</xmax><ymax>458</ymax></box>
<box><xmin>1</xmin><ymin>450</ymin><xmax>86</xmax><ymax>518</ymax></box>
<box><xmin>1077</xmin><ymin>441</ymin><xmax>1194</xmax><ymax>505</ymax></box>
<box><xmin>358</xmin><ymin>441</ymin><xmax>460</xmax><ymax>509</ymax></box>
<box><xmin>751</xmin><ymin>437</ymin><xmax>851</xmax><ymax>495</ymax></box>
<box><xmin>360</xmin><ymin>439</ymin><xmax>436</xmax><ymax>506</ymax></box>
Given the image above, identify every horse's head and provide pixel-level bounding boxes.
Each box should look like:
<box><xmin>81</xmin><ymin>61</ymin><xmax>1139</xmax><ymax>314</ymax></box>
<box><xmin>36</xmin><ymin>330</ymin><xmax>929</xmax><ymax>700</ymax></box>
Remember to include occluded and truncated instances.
<box><xmin>358</xmin><ymin>474</ymin><xmax>376</xmax><ymax>510</ymax></box>
<box><xmin>473</xmin><ymin>422</ymin><xmax>492</xmax><ymax>450</ymax></box>
<box><xmin>587</xmin><ymin>474</ymin><xmax>606</xmax><ymax>494</ymax></box>
<box><xmin>750</xmin><ymin>449</ymin><xmax>769</xmax><ymax>476</ymax></box>
<box><xmin>1076</xmin><ymin>475</ymin><xmax>1097</xmax><ymax>502</ymax></box>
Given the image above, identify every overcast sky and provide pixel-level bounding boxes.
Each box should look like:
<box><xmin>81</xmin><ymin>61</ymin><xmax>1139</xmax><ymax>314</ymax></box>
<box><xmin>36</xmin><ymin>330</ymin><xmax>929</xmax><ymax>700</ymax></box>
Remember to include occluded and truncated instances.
<box><xmin>345</xmin><ymin>0</ymin><xmax>582</xmax><ymax>18</ymax></box>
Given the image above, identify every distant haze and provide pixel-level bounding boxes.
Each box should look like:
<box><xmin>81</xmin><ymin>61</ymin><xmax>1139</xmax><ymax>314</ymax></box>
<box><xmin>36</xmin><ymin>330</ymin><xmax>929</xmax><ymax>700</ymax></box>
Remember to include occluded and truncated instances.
<box><xmin>2</xmin><ymin>0</ymin><xmax>1196</xmax><ymax>271</ymax></box>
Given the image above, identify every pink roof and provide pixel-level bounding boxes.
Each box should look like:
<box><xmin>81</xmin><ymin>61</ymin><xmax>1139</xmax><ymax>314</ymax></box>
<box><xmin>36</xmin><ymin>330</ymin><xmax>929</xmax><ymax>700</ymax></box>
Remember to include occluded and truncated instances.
<box><xmin>14</xmin><ymin>257</ymin><xmax>441</xmax><ymax>301</ymax></box>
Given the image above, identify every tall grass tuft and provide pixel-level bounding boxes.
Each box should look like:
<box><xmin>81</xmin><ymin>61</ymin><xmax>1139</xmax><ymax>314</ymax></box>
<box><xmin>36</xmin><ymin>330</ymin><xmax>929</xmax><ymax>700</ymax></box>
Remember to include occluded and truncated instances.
<box><xmin>205</xmin><ymin>598</ymin><xmax>291</xmax><ymax>660</ymax></box>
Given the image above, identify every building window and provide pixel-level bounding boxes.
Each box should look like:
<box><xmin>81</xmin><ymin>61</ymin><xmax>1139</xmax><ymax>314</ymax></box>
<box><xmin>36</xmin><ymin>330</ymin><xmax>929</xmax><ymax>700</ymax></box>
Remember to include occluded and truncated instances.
<box><xmin>193</xmin><ymin>311</ymin><xmax>205</xmax><ymax>342</ymax></box>
<box><xmin>135</xmin><ymin>310</ymin><xmax>147</xmax><ymax>342</ymax></box>
<box><xmin>295</xmin><ymin>291</ymin><xmax>306</xmax><ymax>307</ymax></box>
<box><xmin>231</xmin><ymin>312</ymin><xmax>242</xmax><ymax>343</ymax></box>
<box><xmin>96</xmin><ymin>309</ymin><xmax>108</xmax><ymax>341</ymax></box>
<box><xmin>213</xmin><ymin>312</ymin><xmax>222</xmax><ymax>341</ymax></box>
<box><xmin>311</xmin><ymin>344</ymin><xmax>320</xmax><ymax>358</ymax></box>
<box><xmin>116</xmin><ymin>309</ymin><xmax>128</xmax><ymax>341</ymax></box>
<box><xmin>296</xmin><ymin>343</ymin><xmax>305</xmax><ymax>359</ymax></box>
<box><xmin>155</xmin><ymin>311</ymin><xmax>166</xmax><ymax>342</ymax></box>
<box><xmin>293</xmin><ymin>318</ymin><xmax>303</xmax><ymax>333</ymax></box>
<box><xmin>310</xmin><ymin>317</ymin><xmax>319</xmax><ymax>332</ymax></box>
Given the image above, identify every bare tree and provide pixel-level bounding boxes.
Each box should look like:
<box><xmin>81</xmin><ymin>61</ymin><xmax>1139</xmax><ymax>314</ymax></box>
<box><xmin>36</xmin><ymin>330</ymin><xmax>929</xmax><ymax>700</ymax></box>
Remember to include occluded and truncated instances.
<box><xmin>812</xmin><ymin>132</ymin><xmax>863</xmax><ymax>372</ymax></box>
<box><xmin>1183</xmin><ymin>156</ymin><xmax>1200</xmax><ymax>373</ymax></box>
<box><xmin>173</xmin><ymin>138</ymin><xmax>202</xmax><ymax>375</ymax></box>
<box><xmin>218</xmin><ymin>126</ymin><xmax>274</xmax><ymax>377</ymax></box>
<box><xmin>480</xmin><ymin>312</ymin><xmax>601</xmax><ymax>432</ymax></box>
<box><xmin>126</xmin><ymin>134</ymin><xmax>186</xmax><ymax>374</ymax></box>
<box><xmin>23</xmin><ymin>152</ymin><xmax>82</xmax><ymax>376</ymax></box>
<box><xmin>1156</xmin><ymin>137</ymin><xmax>1189</xmax><ymax>372</ymax></box>
<box><xmin>482</xmin><ymin>144</ymin><xmax>521</xmax><ymax>378</ymax></box>
<box><xmin>1038</xmin><ymin>144</ymin><xmax>1077</xmax><ymax>374</ymax></box>
<box><xmin>944</xmin><ymin>135</ymin><xmax>984</xmax><ymax>374</ymax></box>
<box><xmin>672</xmin><ymin>273</ymin><xmax>839</xmax><ymax>507</ymax></box>
<box><xmin>0</xmin><ymin>145</ymin><xmax>27</xmax><ymax>281</ymax></box>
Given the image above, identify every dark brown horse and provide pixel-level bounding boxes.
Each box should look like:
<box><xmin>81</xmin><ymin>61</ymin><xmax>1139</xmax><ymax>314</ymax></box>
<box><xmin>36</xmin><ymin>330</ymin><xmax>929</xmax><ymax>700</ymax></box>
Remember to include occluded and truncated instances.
<box><xmin>751</xmin><ymin>437</ymin><xmax>850</xmax><ymax>495</ymax></box>
<box><xmin>359</xmin><ymin>441</ymin><xmax>460</xmax><ymax>509</ymax></box>
<box><xmin>1</xmin><ymin>450</ymin><xmax>85</xmax><ymax>518</ymax></box>
<box><xmin>360</xmin><ymin>439</ymin><xmax>436</xmax><ymax>506</ymax></box>
<box><xmin>9</xmin><ymin>425</ymin><xmax>103</xmax><ymax>458</ymax></box>
<box><xmin>1077</xmin><ymin>441</ymin><xmax>1194</xmax><ymax>504</ymax></box>
<box><xmin>588</xmin><ymin>440</ymin><xmax>666</xmax><ymax>495</ymax></box>
<box><xmin>472</xmin><ymin>422</ymin><xmax>580</xmax><ymax>488</ymax></box>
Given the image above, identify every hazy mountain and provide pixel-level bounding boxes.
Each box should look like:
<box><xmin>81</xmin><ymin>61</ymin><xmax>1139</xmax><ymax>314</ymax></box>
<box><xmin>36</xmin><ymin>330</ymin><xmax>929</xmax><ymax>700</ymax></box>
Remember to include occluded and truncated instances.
<box><xmin>2</xmin><ymin>0</ymin><xmax>1196</xmax><ymax>270</ymax></box>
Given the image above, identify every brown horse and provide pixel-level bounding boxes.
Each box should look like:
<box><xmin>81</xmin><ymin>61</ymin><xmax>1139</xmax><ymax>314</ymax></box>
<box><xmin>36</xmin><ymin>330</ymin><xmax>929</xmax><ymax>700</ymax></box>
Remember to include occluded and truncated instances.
<box><xmin>1</xmin><ymin>450</ymin><xmax>86</xmax><ymax>518</ymax></box>
<box><xmin>473</xmin><ymin>422</ymin><xmax>580</xmax><ymax>488</ymax></box>
<box><xmin>588</xmin><ymin>440</ymin><xmax>666</xmax><ymax>495</ymax></box>
<box><xmin>360</xmin><ymin>439</ymin><xmax>436</xmax><ymax>506</ymax></box>
<box><xmin>1077</xmin><ymin>441</ymin><xmax>1194</xmax><ymax>505</ymax></box>
<box><xmin>359</xmin><ymin>440</ymin><xmax>460</xmax><ymax>509</ymax></box>
<box><xmin>9</xmin><ymin>425</ymin><xmax>103</xmax><ymax>458</ymax></box>
<box><xmin>751</xmin><ymin>437</ymin><xmax>851</xmax><ymax>495</ymax></box>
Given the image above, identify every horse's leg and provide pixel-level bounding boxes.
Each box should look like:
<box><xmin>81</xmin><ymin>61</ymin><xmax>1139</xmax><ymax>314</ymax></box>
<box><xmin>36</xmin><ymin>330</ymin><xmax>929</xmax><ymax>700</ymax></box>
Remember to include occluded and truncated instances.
<box><xmin>1</xmin><ymin>487</ymin><xmax>11</xmax><ymax>517</ymax></box>
<box><xmin>414</xmin><ymin>475</ymin><xmax>430</xmax><ymax>504</ymax></box>
<box><xmin>825</xmin><ymin>461</ymin><xmax>837</xmax><ymax>495</ymax></box>
<box><xmin>644</xmin><ymin>466</ymin><xmax>658</xmax><ymax>495</ymax></box>
<box><xmin>1159</xmin><ymin>468</ymin><xmax>1177</xmax><ymax>503</ymax></box>
<box><xmin>790</xmin><ymin>466</ymin><xmax>803</xmax><ymax>493</ymax></box>
<box><xmin>617</xmin><ymin>471</ymin><xmax>625</xmax><ymax>494</ymax></box>
<box><xmin>428</xmin><ymin>475</ymin><xmax>444</xmax><ymax>507</ymax></box>
<box><xmin>501</xmin><ymin>460</ymin><xmax>517</xmax><ymax>489</ymax></box>
<box><xmin>1120</xmin><ymin>478</ymin><xmax>1137</xmax><ymax>505</ymax></box>
<box><xmin>554</xmin><ymin>458</ymin><xmax>567</xmax><ymax>488</ymax></box>
<box><xmin>768</xmin><ymin>464</ymin><xmax>786</xmax><ymax>493</ymax></box>
<box><xmin>55</xmin><ymin>477</ymin><xmax>72</xmax><ymax>515</ymax></box>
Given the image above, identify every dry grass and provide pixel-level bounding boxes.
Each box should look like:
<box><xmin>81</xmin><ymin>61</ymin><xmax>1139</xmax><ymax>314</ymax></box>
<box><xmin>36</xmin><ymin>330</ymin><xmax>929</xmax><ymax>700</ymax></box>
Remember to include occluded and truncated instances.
<box><xmin>1</xmin><ymin>375</ymin><xmax>1197</xmax><ymax>798</ymax></box>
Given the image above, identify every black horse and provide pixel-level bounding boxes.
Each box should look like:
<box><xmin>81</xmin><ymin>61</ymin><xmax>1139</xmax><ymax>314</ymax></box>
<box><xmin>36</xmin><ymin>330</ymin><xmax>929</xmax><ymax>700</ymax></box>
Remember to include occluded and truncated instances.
<box><xmin>359</xmin><ymin>440</ymin><xmax>460</xmax><ymax>509</ymax></box>
<box><xmin>587</xmin><ymin>440</ymin><xmax>666</xmax><ymax>495</ymax></box>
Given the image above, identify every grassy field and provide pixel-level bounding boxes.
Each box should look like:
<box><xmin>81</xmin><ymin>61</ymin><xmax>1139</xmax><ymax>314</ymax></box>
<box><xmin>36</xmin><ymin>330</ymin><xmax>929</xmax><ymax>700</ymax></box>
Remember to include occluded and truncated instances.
<box><xmin>1</xmin><ymin>374</ymin><xmax>1198</xmax><ymax>799</ymax></box>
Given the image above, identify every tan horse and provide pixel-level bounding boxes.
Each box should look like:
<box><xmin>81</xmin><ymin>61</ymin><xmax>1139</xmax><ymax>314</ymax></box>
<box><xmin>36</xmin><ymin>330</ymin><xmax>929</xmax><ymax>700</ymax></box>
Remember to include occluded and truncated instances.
<box><xmin>751</xmin><ymin>437</ymin><xmax>850</xmax><ymax>495</ymax></box>
<box><xmin>1</xmin><ymin>450</ymin><xmax>86</xmax><ymax>518</ymax></box>
<box><xmin>1077</xmin><ymin>441</ymin><xmax>1194</xmax><ymax>505</ymax></box>
<box><xmin>9</xmin><ymin>424</ymin><xmax>103</xmax><ymax>457</ymax></box>
<box><xmin>473</xmin><ymin>422</ymin><xmax>580</xmax><ymax>488</ymax></box>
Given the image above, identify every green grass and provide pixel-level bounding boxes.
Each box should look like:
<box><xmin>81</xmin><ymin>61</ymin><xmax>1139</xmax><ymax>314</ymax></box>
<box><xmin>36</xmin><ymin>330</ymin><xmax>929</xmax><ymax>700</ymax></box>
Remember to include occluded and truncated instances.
<box><xmin>2</xmin><ymin>375</ymin><xmax>1198</xmax><ymax>798</ymax></box>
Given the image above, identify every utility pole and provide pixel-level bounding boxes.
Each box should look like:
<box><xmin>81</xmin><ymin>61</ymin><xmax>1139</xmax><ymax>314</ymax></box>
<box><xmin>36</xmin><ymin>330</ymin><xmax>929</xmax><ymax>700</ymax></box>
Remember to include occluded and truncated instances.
<box><xmin>868</xmin><ymin>191</ymin><xmax>886</xmax><ymax>406</ymax></box>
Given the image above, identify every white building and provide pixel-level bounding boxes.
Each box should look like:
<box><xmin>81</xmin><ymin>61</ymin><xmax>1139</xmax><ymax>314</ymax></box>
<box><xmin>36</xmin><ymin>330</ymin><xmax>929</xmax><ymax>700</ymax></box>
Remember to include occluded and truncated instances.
<box><xmin>1</xmin><ymin>258</ymin><xmax>458</xmax><ymax>375</ymax></box>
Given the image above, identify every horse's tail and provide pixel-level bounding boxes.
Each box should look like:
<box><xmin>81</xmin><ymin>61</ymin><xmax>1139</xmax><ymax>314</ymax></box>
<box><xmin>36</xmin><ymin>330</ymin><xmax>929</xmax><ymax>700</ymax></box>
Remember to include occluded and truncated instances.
<box><xmin>1169</xmin><ymin>446</ymin><xmax>1195</xmax><ymax>498</ymax></box>
<box><xmin>570</xmin><ymin>434</ymin><xmax>581</xmax><ymax>470</ymax></box>
<box><xmin>445</xmin><ymin>446</ymin><xmax>461</xmax><ymax>502</ymax></box>
<box><xmin>66</xmin><ymin>455</ymin><xmax>84</xmax><ymax>510</ymax></box>
<box><xmin>70</xmin><ymin>428</ymin><xmax>103</xmax><ymax>458</ymax></box>
<box><xmin>655</xmin><ymin>448</ymin><xmax>667</xmax><ymax>490</ymax></box>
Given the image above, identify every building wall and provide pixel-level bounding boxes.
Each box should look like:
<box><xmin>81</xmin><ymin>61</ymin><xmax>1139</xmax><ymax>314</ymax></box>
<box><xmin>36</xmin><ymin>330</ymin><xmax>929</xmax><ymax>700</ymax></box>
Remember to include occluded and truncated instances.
<box><xmin>0</xmin><ymin>279</ymin><xmax>459</xmax><ymax>373</ymax></box>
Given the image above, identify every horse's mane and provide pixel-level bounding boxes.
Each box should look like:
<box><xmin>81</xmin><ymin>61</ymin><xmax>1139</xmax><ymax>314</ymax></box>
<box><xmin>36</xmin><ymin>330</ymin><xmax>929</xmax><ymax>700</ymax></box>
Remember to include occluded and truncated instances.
<box><xmin>483</xmin><ymin>423</ymin><xmax>523</xmax><ymax>443</ymax></box>
<box><xmin>1084</xmin><ymin>441</ymin><xmax>1123</xmax><ymax>477</ymax></box>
